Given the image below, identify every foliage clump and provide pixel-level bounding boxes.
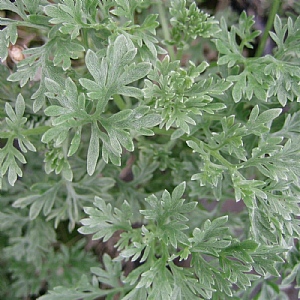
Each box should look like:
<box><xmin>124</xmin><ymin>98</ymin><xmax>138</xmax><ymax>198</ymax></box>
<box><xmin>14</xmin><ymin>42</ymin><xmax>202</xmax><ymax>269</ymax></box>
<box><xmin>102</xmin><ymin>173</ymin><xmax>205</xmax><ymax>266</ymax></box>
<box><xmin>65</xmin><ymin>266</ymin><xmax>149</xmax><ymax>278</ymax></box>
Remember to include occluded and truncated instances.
<box><xmin>0</xmin><ymin>0</ymin><xmax>300</xmax><ymax>299</ymax></box>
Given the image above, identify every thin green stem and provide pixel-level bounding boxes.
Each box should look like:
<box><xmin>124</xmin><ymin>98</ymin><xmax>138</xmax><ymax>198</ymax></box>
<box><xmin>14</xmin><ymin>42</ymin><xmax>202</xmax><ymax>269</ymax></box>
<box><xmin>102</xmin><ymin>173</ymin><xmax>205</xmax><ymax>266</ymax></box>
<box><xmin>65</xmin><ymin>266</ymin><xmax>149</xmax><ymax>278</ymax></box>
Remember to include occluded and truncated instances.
<box><xmin>255</xmin><ymin>0</ymin><xmax>281</xmax><ymax>57</ymax></box>
<box><xmin>152</xmin><ymin>127</ymin><xmax>237</xmax><ymax>171</ymax></box>
<box><xmin>81</xmin><ymin>28</ymin><xmax>89</xmax><ymax>50</ymax></box>
<box><xmin>176</xmin><ymin>47</ymin><xmax>184</xmax><ymax>61</ymax></box>
<box><xmin>166</xmin><ymin>139</ymin><xmax>178</xmax><ymax>151</ymax></box>
<box><xmin>0</xmin><ymin>126</ymin><xmax>51</xmax><ymax>139</ymax></box>
<box><xmin>113</xmin><ymin>94</ymin><xmax>127</xmax><ymax>110</ymax></box>
<box><xmin>188</xmin><ymin>136</ymin><xmax>236</xmax><ymax>171</ymax></box>
<box><xmin>22</xmin><ymin>126</ymin><xmax>51</xmax><ymax>136</ymax></box>
<box><xmin>157</xmin><ymin>1</ymin><xmax>176</xmax><ymax>61</ymax></box>
<box><xmin>0</xmin><ymin>132</ymin><xmax>11</xmax><ymax>139</ymax></box>
<box><xmin>0</xmin><ymin>18</ymin><xmax>50</xmax><ymax>30</ymax></box>
<box><xmin>209</xmin><ymin>149</ymin><xmax>236</xmax><ymax>171</ymax></box>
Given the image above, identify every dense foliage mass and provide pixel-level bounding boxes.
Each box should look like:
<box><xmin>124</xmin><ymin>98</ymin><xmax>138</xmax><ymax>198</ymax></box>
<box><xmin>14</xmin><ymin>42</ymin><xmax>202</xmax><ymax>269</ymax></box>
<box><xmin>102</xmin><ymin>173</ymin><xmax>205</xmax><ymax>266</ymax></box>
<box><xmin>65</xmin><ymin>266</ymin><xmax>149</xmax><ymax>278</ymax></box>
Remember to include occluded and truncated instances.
<box><xmin>0</xmin><ymin>0</ymin><xmax>300</xmax><ymax>299</ymax></box>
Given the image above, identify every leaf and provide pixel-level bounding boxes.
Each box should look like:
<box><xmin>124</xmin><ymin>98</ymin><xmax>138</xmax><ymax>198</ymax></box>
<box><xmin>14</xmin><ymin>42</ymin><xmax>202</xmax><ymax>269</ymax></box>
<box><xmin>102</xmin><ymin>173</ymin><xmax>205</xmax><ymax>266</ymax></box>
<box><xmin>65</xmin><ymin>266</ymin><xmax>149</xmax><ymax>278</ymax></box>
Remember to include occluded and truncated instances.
<box><xmin>79</xmin><ymin>197</ymin><xmax>132</xmax><ymax>241</ymax></box>
<box><xmin>84</xmin><ymin>49</ymin><xmax>106</xmax><ymax>87</ymax></box>
<box><xmin>190</xmin><ymin>216</ymin><xmax>231</xmax><ymax>257</ymax></box>
<box><xmin>0</xmin><ymin>24</ymin><xmax>18</xmax><ymax>60</ymax></box>
<box><xmin>140</xmin><ymin>183</ymin><xmax>197</xmax><ymax>247</ymax></box>
<box><xmin>171</xmin><ymin>181</ymin><xmax>186</xmax><ymax>201</ymax></box>
<box><xmin>87</xmin><ymin>123</ymin><xmax>100</xmax><ymax>176</ymax></box>
<box><xmin>90</xmin><ymin>253</ymin><xmax>123</xmax><ymax>288</ymax></box>
<box><xmin>0</xmin><ymin>1</ymin><xmax>24</xmax><ymax>17</ymax></box>
<box><xmin>251</xmin><ymin>208</ymin><xmax>278</xmax><ymax>244</ymax></box>
<box><xmin>264</xmin><ymin>59</ymin><xmax>300</xmax><ymax>106</ymax></box>
<box><xmin>32</xmin><ymin>63</ymin><xmax>65</xmax><ymax>112</ymax></box>
<box><xmin>81</xmin><ymin>35</ymin><xmax>151</xmax><ymax>114</ymax></box>
<box><xmin>120</xmin><ymin>62</ymin><xmax>151</xmax><ymax>86</ymax></box>
<box><xmin>38</xmin><ymin>284</ymin><xmax>106</xmax><ymax>300</ymax></box>
<box><xmin>52</xmin><ymin>37</ymin><xmax>85</xmax><ymax>70</ymax></box>
<box><xmin>0</xmin><ymin>93</ymin><xmax>37</xmax><ymax>185</ymax></box>
<box><xmin>281</xmin><ymin>263</ymin><xmax>300</xmax><ymax>285</ymax></box>
<box><xmin>8</xmin><ymin>62</ymin><xmax>40</xmax><ymax>87</ymax></box>
<box><xmin>256</xmin><ymin>108</ymin><xmax>282</xmax><ymax>124</ymax></box>
<box><xmin>44</xmin><ymin>1</ymin><xmax>84</xmax><ymax>39</ymax></box>
<box><xmin>232</xmin><ymin>72</ymin><xmax>246</xmax><ymax>102</ymax></box>
<box><xmin>169</xmin><ymin>262</ymin><xmax>214</xmax><ymax>299</ymax></box>
<box><xmin>68</xmin><ymin>128</ymin><xmax>82</xmax><ymax>157</ymax></box>
<box><xmin>145</xmin><ymin>55</ymin><xmax>230</xmax><ymax>133</ymax></box>
<box><xmin>45</xmin><ymin>4</ymin><xmax>75</xmax><ymax>24</ymax></box>
<box><xmin>252</xmin><ymin>245</ymin><xmax>285</xmax><ymax>277</ymax></box>
<box><xmin>247</xmin><ymin>106</ymin><xmax>282</xmax><ymax>135</ymax></box>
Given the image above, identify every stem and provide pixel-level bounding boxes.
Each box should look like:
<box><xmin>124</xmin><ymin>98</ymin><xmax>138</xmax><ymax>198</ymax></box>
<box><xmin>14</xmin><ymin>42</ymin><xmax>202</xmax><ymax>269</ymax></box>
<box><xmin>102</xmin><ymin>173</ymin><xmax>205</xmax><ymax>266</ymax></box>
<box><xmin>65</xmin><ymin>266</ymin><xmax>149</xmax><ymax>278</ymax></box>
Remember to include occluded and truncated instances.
<box><xmin>0</xmin><ymin>18</ymin><xmax>50</xmax><ymax>30</ymax></box>
<box><xmin>113</xmin><ymin>94</ymin><xmax>127</xmax><ymax>110</ymax></box>
<box><xmin>157</xmin><ymin>1</ymin><xmax>176</xmax><ymax>61</ymax></box>
<box><xmin>152</xmin><ymin>127</ymin><xmax>175</xmax><ymax>136</ymax></box>
<box><xmin>152</xmin><ymin>127</ymin><xmax>237</xmax><ymax>171</ymax></box>
<box><xmin>166</xmin><ymin>138</ymin><xmax>177</xmax><ymax>151</ymax></box>
<box><xmin>255</xmin><ymin>0</ymin><xmax>281</xmax><ymax>57</ymax></box>
<box><xmin>81</xmin><ymin>28</ymin><xmax>89</xmax><ymax>50</ymax></box>
<box><xmin>22</xmin><ymin>126</ymin><xmax>51</xmax><ymax>136</ymax></box>
<box><xmin>209</xmin><ymin>149</ymin><xmax>236</xmax><ymax>171</ymax></box>
<box><xmin>176</xmin><ymin>47</ymin><xmax>184</xmax><ymax>61</ymax></box>
<box><xmin>0</xmin><ymin>126</ymin><xmax>52</xmax><ymax>139</ymax></box>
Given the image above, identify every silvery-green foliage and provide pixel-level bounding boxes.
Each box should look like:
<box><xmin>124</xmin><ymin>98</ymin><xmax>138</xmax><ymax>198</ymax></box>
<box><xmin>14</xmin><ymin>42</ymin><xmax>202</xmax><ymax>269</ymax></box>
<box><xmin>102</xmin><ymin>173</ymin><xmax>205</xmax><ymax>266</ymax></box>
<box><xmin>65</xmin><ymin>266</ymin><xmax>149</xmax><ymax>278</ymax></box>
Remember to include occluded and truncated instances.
<box><xmin>0</xmin><ymin>0</ymin><xmax>300</xmax><ymax>299</ymax></box>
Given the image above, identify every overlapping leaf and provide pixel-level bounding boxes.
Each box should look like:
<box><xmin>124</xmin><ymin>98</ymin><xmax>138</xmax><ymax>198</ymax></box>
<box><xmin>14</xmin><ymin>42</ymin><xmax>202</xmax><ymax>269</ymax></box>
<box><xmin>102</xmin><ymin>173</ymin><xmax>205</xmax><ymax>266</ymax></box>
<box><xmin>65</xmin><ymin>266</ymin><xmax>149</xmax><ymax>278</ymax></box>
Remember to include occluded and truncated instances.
<box><xmin>0</xmin><ymin>94</ymin><xmax>36</xmax><ymax>187</ymax></box>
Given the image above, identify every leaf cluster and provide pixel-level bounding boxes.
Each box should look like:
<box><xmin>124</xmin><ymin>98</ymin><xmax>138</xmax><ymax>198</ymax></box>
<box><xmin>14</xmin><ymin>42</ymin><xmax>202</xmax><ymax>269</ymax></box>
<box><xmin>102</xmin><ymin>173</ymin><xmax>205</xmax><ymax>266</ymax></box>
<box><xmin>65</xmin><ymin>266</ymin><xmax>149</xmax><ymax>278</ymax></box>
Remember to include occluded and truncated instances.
<box><xmin>1</xmin><ymin>0</ymin><xmax>300</xmax><ymax>299</ymax></box>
